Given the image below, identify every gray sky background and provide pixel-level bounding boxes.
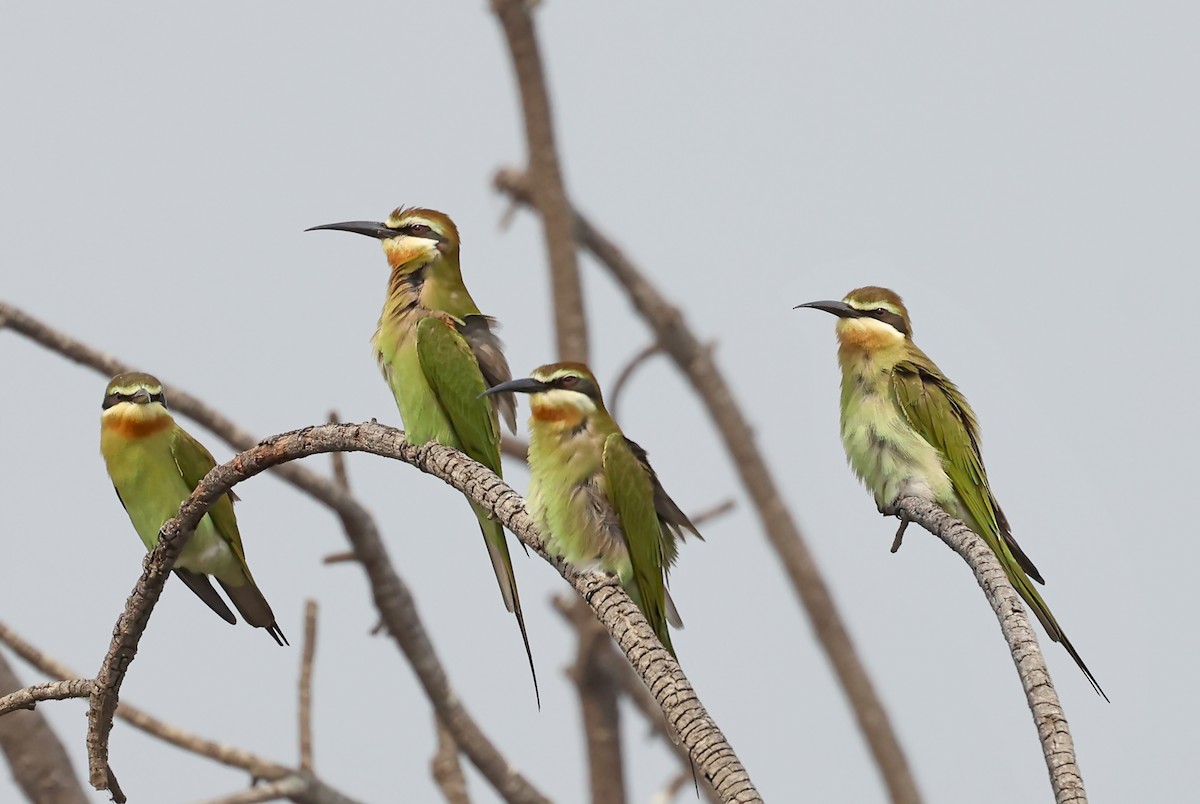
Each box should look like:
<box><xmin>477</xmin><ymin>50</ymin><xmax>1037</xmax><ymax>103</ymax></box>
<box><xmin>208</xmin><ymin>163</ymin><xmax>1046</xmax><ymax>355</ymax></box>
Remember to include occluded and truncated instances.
<box><xmin>1</xmin><ymin>3</ymin><xmax>1194</xmax><ymax>802</ymax></box>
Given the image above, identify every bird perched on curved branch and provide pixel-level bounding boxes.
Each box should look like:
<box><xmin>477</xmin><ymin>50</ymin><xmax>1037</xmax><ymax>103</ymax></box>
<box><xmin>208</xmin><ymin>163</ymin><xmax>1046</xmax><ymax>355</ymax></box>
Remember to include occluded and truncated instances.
<box><xmin>99</xmin><ymin>371</ymin><xmax>287</xmax><ymax>645</ymax></box>
<box><xmin>485</xmin><ymin>362</ymin><xmax>701</xmax><ymax>656</ymax></box>
<box><xmin>308</xmin><ymin>207</ymin><xmax>537</xmax><ymax>700</ymax></box>
<box><xmin>797</xmin><ymin>287</ymin><xmax>1105</xmax><ymax>699</ymax></box>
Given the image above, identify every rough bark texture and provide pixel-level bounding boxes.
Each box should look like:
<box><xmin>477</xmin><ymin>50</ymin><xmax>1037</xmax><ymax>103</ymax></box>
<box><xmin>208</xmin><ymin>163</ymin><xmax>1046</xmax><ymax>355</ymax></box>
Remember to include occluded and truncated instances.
<box><xmin>83</xmin><ymin>422</ymin><xmax>761</xmax><ymax>803</ymax></box>
<box><xmin>0</xmin><ymin>303</ymin><xmax>549</xmax><ymax>804</ymax></box>
<box><xmin>894</xmin><ymin>497</ymin><xmax>1087</xmax><ymax>804</ymax></box>
<box><xmin>491</xmin><ymin>171</ymin><xmax>923</xmax><ymax>804</ymax></box>
<box><xmin>0</xmin><ymin>652</ymin><xmax>89</xmax><ymax>804</ymax></box>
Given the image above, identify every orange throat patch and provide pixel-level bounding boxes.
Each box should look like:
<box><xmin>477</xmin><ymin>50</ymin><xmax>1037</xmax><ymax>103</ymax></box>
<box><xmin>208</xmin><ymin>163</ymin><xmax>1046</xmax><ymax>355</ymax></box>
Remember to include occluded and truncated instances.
<box><xmin>102</xmin><ymin>407</ymin><xmax>174</xmax><ymax>439</ymax></box>
<box><xmin>530</xmin><ymin>399</ymin><xmax>586</xmax><ymax>429</ymax></box>
<box><xmin>835</xmin><ymin>318</ymin><xmax>905</xmax><ymax>353</ymax></box>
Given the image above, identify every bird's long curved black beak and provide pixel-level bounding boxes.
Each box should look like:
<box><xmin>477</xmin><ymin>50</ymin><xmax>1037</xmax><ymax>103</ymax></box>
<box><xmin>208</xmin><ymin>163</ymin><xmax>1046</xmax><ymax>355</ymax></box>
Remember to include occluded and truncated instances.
<box><xmin>480</xmin><ymin>377</ymin><xmax>549</xmax><ymax>398</ymax></box>
<box><xmin>794</xmin><ymin>300</ymin><xmax>865</xmax><ymax>319</ymax></box>
<box><xmin>305</xmin><ymin>221</ymin><xmax>397</xmax><ymax>240</ymax></box>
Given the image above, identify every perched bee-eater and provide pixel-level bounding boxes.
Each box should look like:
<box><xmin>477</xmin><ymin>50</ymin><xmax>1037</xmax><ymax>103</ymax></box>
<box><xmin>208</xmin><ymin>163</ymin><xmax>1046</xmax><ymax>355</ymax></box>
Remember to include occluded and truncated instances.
<box><xmin>484</xmin><ymin>363</ymin><xmax>700</xmax><ymax>656</ymax></box>
<box><xmin>797</xmin><ymin>287</ymin><xmax>1104</xmax><ymax>698</ymax></box>
<box><xmin>99</xmin><ymin>372</ymin><xmax>286</xmax><ymax>645</ymax></box>
<box><xmin>307</xmin><ymin>207</ymin><xmax>537</xmax><ymax>693</ymax></box>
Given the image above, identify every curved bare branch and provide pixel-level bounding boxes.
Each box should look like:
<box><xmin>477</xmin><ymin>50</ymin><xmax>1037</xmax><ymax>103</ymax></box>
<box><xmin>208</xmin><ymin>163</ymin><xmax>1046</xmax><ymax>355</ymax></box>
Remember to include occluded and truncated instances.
<box><xmin>0</xmin><ymin>303</ymin><xmax>551</xmax><ymax>804</ymax></box>
<box><xmin>86</xmin><ymin>422</ymin><xmax>761</xmax><ymax>803</ymax></box>
<box><xmin>491</xmin><ymin>170</ymin><xmax>922</xmax><ymax>804</ymax></box>
<box><xmin>894</xmin><ymin>496</ymin><xmax>1087</xmax><ymax>804</ymax></box>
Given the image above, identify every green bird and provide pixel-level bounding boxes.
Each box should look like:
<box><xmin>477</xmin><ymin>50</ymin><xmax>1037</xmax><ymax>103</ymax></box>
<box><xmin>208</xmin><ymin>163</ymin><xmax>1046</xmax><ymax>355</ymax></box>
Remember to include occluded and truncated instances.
<box><xmin>99</xmin><ymin>372</ymin><xmax>286</xmax><ymax>645</ymax></box>
<box><xmin>797</xmin><ymin>286</ymin><xmax>1104</xmax><ymax>699</ymax></box>
<box><xmin>307</xmin><ymin>207</ymin><xmax>537</xmax><ymax>696</ymax></box>
<box><xmin>484</xmin><ymin>363</ymin><xmax>701</xmax><ymax>656</ymax></box>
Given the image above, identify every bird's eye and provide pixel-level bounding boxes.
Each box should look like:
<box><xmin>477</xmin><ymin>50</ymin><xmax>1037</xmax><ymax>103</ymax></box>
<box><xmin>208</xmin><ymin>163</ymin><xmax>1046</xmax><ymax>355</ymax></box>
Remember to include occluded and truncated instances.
<box><xmin>408</xmin><ymin>224</ymin><xmax>431</xmax><ymax>235</ymax></box>
<box><xmin>874</xmin><ymin>307</ymin><xmax>888</xmax><ymax>315</ymax></box>
<box><xmin>559</xmin><ymin>375</ymin><xmax>579</xmax><ymax>389</ymax></box>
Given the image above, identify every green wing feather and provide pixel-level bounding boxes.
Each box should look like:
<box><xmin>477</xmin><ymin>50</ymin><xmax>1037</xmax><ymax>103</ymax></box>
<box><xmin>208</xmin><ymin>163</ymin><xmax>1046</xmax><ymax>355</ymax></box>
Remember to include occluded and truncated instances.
<box><xmin>417</xmin><ymin>316</ymin><xmax>538</xmax><ymax>702</ymax></box>
<box><xmin>169</xmin><ymin>428</ymin><xmax>251</xmax><ymax>572</ymax></box>
<box><xmin>416</xmin><ymin>317</ymin><xmax>501</xmax><ymax>472</ymax></box>
<box><xmin>889</xmin><ymin>353</ymin><xmax>1105</xmax><ymax>699</ymax></box>
<box><xmin>170</xmin><ymin>426</ymin><xmax>286</xmax><ymax>645</ymax></box>
<box><xmin>603</xmin><ymin>433</ymin><xmax>674</xmax><ymax>655</ymax></box>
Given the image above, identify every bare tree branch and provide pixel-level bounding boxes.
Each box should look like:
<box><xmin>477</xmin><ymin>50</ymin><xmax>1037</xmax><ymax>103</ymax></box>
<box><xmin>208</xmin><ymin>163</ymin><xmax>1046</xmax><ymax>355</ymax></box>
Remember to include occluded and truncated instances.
<box><xmin>0</xmin><ymin>651</ymin><xmax>89</xmax><ymax>804</ymax></box>
<box><xmin>492</xmin><ymin>0</ymin><xmax>589</xmax><ymax>362</ymax></box>
<box><xmin>0</xmin><ymin>622</ymin><xmax>360</xmax><ymax>804</ymax></box>
<box><xmin>556</xmin><ymin>597</ymin><xmax>627</xmax><ymax>804</ymax></box>
<box><xmin>686</xmin><ymin>499</ymin><xmax>736</xmax><ymax>529</ymax></box>
<box><xmin>894</xmin><ymin>497</ymin><xmax>1088</xmax><ymax>804</ymax></box>
<box><xmin>0</xmin><ymin>303</ymin><xmax>551</xmax><ymax>804</ymax></box>
<box><xmin>608</xmin><ymin>342</ymin><xmax>662</xmax><ymax>420</ymax></box>
<box><xmin>197</xmin><ymin>776</ymin><xmax>308</xmax><ymax>804</ymax></box>
<box><xmin>491</xmin><ymin>170</ymin><xmax>922</xmax><ymax>804</ymax></box>
<box><xmin>0</xmin><ymin>679</ymin><xmax>94</xmax><ymax>717</ymax></box>
<box><xmin>500</xmin><ymin>435</ymin><xmax>528</xmax><ymax>462</ymax></box>
<box><xmin>299</xmin><ymin>601</ymin><xmax>318</xmax><ymax>774</ymax></box>
<box><xmin>84</xmin><ymin>422</ymin><xmax>760</xmax><ymax>802</ymax></box>
<box><xmin>554</xmin><ymin>596</ymin><xmax>720</xmax><ymax>804</ymax></box>
<box><xmin>431</xmin><ymin>715</ymin><xmax>470</xmax><ymax>804</ymax></box>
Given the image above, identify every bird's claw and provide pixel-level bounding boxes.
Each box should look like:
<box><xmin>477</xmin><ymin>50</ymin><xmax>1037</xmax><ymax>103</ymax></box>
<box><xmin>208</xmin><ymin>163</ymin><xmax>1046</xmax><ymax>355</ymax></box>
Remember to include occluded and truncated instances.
<box><xmin>888</xmin><ymin>508</ymin><xmax>910</xmax><ymax>553</ymax></box>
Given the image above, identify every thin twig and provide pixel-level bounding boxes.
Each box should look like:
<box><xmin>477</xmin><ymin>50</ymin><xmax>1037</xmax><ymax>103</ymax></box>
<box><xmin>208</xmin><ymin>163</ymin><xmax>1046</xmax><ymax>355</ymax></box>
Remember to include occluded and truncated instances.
<box><xmin>0</xmin><ymin>679</ymin><xmax>94</xmax><ymax>717</ymax></box>
<box><xmin>492</xmin><ymin>0</ymin><xmax>589</xmax><ymax>362</ymax></box>
<box><xmin>687</xmin><ymin>499</ymin><xmax>736</xmax><ymax>529</ymax></box>
<box><xmin>299</xmin><ymin>600</ymin><xmax>318</xmax><ymax>773</ymax></box>
<box><xmin>894</xmin><ymin>497</ymin><xmax>1087</xmax><ymax>804</ymax></box>
<box><xmin>431</xmin><ymin>715</ymin><xmax>471</xmax><ymax>804</ymax></box>
<box><xmin>85</xmin><ymin>422</ymin><xmax>760</xmax><ymax>802</ymax></box>
<box><xmin>500</xmin><ymin>435</ymin><xmax>528</xmax><ymax>462</ymax></box>
<box><xmin>491</xmin><ymin>171</ymin><xmax>922</xmax><ymax>804</ymax></box>
<box><xmin>0</xmin><ymin>303</ymin><xmax>551</xmax><ymax>804</ymax></box>
<box><xmin>0</xmin><ymin>621</ymin><xmax>361</xmax><ymax>804</ymax></box>
<box><xmin>195</xmin><ymin>776</ymin><xmax>308</xmax><ymax>804</ymax></box>
<box><xmin>609</xmin><ymin>342</ymin><xmax>662</xmax><ymax>420</ymax></box>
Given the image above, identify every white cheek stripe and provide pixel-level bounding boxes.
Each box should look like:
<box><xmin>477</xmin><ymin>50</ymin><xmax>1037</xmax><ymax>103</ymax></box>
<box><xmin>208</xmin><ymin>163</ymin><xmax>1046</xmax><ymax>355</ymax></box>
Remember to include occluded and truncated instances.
<box><xmin>538</xmin><ymin>388</ymin><xmax>597</xmax><ymax>415</ymax></box>
<box><xmin>840</xmin><ymin>316</ymin><xmax>905</xmax><ymax>342</ymax></box>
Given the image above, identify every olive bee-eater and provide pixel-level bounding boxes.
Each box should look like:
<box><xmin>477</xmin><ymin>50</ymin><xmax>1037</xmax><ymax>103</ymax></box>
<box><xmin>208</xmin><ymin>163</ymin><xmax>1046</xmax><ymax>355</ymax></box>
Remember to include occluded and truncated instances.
<box><xmin>797</xmin><ymin>287</ymin><xmax>1104</xmax><ymax>698</ymax></box>
<box><xmin>484</xmin><ymin>363</ymin><xmax>700</xmax><ymax>656</ymax></box>
<box><xmin>99</xmin><ymin>372</ymin><xmax>286</xmax><ymax>645</ymax></box>
<box><xmin>307</xmin><ymin>207</ymin><xmax>537</xmax><ymax>694</ymax></box>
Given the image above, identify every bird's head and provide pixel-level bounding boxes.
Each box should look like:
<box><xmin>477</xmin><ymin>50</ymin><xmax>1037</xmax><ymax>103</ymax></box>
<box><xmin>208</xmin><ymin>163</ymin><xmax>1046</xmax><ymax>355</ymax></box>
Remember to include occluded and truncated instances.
<box><xmin>483</xmin><ymin>362</ymin><xmax>606</xmax><ymax>428</ymax></box>
<box><xmin>796</xmin><ymin>286</ymin><xmax>913</xmax><ymax>348</ymax></box>
<box><xmin>101</xmin><ymin>372</ymin><xmax>173</xmax><ymax>436</ymax></box>
<box><xmin>307</xmin><ymin>206</ymin><xmax>460</xmax><ymax>274</ymax></box>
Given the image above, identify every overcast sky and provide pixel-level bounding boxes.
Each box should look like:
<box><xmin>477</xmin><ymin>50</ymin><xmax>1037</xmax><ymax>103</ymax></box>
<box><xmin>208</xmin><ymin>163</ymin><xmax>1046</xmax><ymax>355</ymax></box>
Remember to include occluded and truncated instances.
<box><xmin>2</xmin><ymin>3</ymin><xmax>1195</xmax><ymax>802</ymax></box>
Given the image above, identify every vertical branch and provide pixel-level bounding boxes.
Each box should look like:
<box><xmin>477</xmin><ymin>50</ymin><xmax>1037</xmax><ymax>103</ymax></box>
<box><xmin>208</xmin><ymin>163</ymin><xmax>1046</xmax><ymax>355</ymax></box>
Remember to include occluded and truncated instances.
<box><xmin>299</xmin><ymin>600</ymin><xmax>318</xmax><ymax>774</ymax></box>
<box><xmin>555</xmin><ymin>598</ymin><xmax>627</xmax><ymax>804</ymax></box>
<box><xmin>0</xmin><ymin>650</ymin><xmax>89</xmax><ymax>804</ymax></box>
<box><xmin>431</xmin><ymin>715</ymin><xmax>471</xmax><ymax>804</ymax></box>
<box><xmin>492</xmin><ymin>0</ymin><xmax>589</xmax><ymax>362</ymax></box>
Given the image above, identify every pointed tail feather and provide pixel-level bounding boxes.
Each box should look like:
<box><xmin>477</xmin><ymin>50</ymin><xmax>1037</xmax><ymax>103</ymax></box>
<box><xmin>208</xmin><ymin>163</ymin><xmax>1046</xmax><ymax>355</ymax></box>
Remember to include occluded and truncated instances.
<box><xmin>217</xmin><ymin>578</ymin><xmax>288</xmax><ymax>646</ymax></box>
<box><xmin>474</xmin><ymin>505</ymin><xmax>539</xmax><ymax>708</ymax></box>
<box><xmin>1003</xmin><ymin>561</ymin><xmax>1108</xmax><ymax>701</ymax></box>
<box><xmin>174</xmin><ymin>569</ymin><xmax>236</xmax><ymax>624</ymax></box>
